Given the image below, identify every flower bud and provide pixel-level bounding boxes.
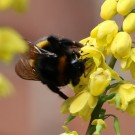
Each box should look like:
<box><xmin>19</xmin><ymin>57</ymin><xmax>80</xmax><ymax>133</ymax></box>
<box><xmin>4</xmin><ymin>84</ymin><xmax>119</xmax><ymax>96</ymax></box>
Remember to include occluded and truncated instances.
<box><xmin>117</xmin><ymin>0</ymin><xmax>135</xmax><ymax>16</ymax></box>
<box><xmin>89</xmin><ymin>68</ymin><xmax>111</xmax><ymax>96</ymax></box>
<box><xmin>100</xmin><ymin>0</ymin><xmax>117</xmax><ymax>20</ymax></box>
<box><xmin>92</xmin><ymin>119</ymin><xmax>107</xmax><ymax>135</ymax></box>
<box><xmin>91</xmin><ymin>20</ymin><xmax>118</xmax><ymax>47</ymax></box>
<box><xmin>123</xmin><ymin>13</ymin><xmax>135</xmax><ymax>34</ymax></box>
<box><xmin>111</xmin><ymin>32</ymin><xmax>132</xmax><ymax>59</ymax></box>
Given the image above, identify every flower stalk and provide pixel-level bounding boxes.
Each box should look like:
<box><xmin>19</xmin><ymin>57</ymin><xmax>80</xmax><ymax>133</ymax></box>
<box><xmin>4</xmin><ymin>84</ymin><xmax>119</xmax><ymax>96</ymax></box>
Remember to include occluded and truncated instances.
<box><xmin>86</xmin><ymin>98</ymin><xmax>104</xmax><ymax>135</ymax></box>
<box><xmin>85</xmin><ymin>55</ymin><xmax>117</xmax><ymax>135</ymax></box>
<box><xmin>108</xmin><ymin>56</ymin><xmax>117</xmax><ymax>69</ymax></box>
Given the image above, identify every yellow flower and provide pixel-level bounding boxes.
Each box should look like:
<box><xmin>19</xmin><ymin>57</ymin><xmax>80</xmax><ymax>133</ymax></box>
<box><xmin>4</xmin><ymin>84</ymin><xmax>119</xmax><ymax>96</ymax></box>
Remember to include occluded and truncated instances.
<box><xmin>60</xmin><ymin>126</ymin><xmax>78</xmax><ymax>135</ymax></box>
<box><xmin>61</xmin><ymin>90</ymin><xmax>98</xmax><ymax>120</ymax></box>
<box><xmin>0</xmin><ymin>0</ymin><xmax>13</xmax><ymax>10</ymax></box>
<box><xmin>80</xmin><ymin>37</ymin><xmax>97</xmax><ymax>48</ymax></box>
<box><xmin>109</xmin><ymin>83</ymin><xmax>135</xmax><ymax>116</ymax></box>
<box><xmin>90</xmin><ymin>20</ymin><xmax>118</xmax><ymax>55</ymax></box>
<box><xmin>79</xmin><ymin>42</ymin><xmax>120</xmax><ymax>81</ymax></box>
<box><xmin>80</xmin><ymin>45</ymin><xmax>105</xmax><ymax>71</ymax></box>
<box><xmin>0</xmin><ymin>0</ymin><xmax>28</xmax><ymax>12</ymax></box>
<box><xmin>80</xmin><ymin>36</ymin><xmax>105</xmax><ymax>53</ymax></box>
<box><xmin>126</xmin><ymin>99</ymin><xmax>135</xmax><ymax>116</ymax></box>
<box><xmin>100</xmin><ymin>0</ymin><xmax>117</xmax><ymax>20</ymax></box>
<box><xmin>12</xmin><ymin>0</ymin><xmax>28</xmax><ymax>12</ymax></box>
<box><xmin>121</xmin><ymin>48</ymin><xmax>135</xmax><ymax>79</ymax></box>
<box><xmin>111</xmin><ymin>32</ymin><xmax>132</xmax><ymax>59</ymax></box>
<box><xmin>117</xmin><ymin>0</ymin><xmax>135</xmax><ymax>16</ymax></box>
<box><xmin>0</xmin><ymin>27</ymin><xmax>28</xmax><ymax>62</ymax></box>
<box><xmin>89</xmin><ymin>68</ymin><xmax>111</xmax><ymax>96</ymax></box>
<box><xmin>92</xmin><ymin>119</ymin><xmax>107</xmax><ymax>135</ymax></box>
<box><xmin>0</xmin><ymin>74</ymin><xmax>13</xmax><ymax>96</ymax></box>
<box><xmin>123</xmin><ymin>13</ymin><xmax>135</xmax><ymax>34</ymax></box>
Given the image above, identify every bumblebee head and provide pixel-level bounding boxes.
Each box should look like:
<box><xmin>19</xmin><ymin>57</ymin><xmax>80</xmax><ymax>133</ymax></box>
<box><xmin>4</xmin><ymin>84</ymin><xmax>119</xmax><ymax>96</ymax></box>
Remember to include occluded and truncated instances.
<box><xmin>70</xmin><ymin>58</ymin><xmax>85</xmax><ymax>86</ymax></box>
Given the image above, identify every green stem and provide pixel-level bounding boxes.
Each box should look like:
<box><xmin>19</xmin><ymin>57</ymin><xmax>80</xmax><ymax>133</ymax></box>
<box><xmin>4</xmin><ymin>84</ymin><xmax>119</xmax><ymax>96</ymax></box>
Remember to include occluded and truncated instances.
<box><xmin>85</xmin><ymin>56</ymin><xmax>117</xmax><ymax>135</ymax></box>
<box><xmin>86</xmin><ymin>98</ymin><xmax>104</xmax><ymax>135</ymax></box>
<box><xmin>108</xmin><ymin>56</ymin><xmax>117</xmax><ymax>69</ymax></box>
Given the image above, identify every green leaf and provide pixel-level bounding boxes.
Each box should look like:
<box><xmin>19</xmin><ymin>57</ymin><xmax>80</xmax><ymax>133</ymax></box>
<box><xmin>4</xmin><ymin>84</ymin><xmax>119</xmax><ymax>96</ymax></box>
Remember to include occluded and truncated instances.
<box><xmin>65</xmin><ymin>114</ymin><xmax>76</xmax><ymax>125</ymax></box>
<box><xmin>101</xmin><ymin>93</ymin><xmax>116</xmax><ymax>102</ymax></box>
<box><xmin>114</xmin><ymin>117</ymin><xmax>120</xmax><ymax>135</ymax></box>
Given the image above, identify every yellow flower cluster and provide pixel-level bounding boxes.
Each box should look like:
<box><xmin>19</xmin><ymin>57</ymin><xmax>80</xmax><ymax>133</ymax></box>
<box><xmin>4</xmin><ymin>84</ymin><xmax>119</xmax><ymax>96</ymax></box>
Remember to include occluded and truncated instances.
<box><xmin>61</xmin><ymin>39</ymin><xmax>122</xmax><ymax>120</ymax></box>
<box><xmin>61</xmin><ymin>0</ymin><xmax>135</xmax><ymax>134</ymax></box>
<box><xmin>80</xmin><ymin>0</ymin><xmax>135</xmax><ymax>80</ymax></box>
<box><xmin>0</xmin><ymin>28</ymin><xmax>28</xmax><ymax>96</ymax></box>
<box><xmin>98</xmin><ymin>0</ymin><xmax>135</xmax><ymax>117</ymax></box>
<box><xmin>0</xmin><ymin>0</ymin><xmax>28</xmax><ymax>98</ymax></box>
<box><xmin>61</xmin><ymin>67</ymin><xmax>112</xmax><ymax>120</ymax></box>
<box><xmin>101</xmin><ymin>0</ymin><xmax>135</xmax><ymax>19</ymax></box>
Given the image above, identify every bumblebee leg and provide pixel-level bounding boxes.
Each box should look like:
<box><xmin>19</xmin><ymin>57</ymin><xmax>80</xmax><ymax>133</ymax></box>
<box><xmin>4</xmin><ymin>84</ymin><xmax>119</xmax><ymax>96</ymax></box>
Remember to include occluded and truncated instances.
<box><xmin>47</xmin><ymin>83</ymin><xmax>68</xmax><ymax>100</ymax></box>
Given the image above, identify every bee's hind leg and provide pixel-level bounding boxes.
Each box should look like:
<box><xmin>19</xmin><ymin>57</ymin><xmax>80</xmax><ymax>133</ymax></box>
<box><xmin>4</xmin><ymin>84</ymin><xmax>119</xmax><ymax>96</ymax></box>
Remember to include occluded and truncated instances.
<box><xmin>47</xmin><ymin>83</ymin><xmax>68</xmax><ymax>100</ymax></box>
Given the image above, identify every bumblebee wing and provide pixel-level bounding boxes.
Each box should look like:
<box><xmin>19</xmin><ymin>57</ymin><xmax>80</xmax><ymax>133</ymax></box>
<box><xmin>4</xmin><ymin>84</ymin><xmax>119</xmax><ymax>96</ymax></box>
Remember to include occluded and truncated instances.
<box><xmin>15</xmin><ymin>57</ymin><xmax>39</xmax><ymax>80</ymax></box>
<box><xmin>15</xmin><ymin>40</ymin><xmax>57</xmax><ymax>81</ymax></box>
<box><xmin>15</xmin><ymin>41</ymin><xmax>39</xmax><ymax>81</ymax></box>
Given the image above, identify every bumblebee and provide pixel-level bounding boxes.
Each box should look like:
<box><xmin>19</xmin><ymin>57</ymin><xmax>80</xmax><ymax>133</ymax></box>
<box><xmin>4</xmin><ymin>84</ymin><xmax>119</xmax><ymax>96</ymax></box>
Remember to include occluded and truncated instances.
<box><xmin>15</xmin><ymin>36</ymin><xmax>85</xmax><ymax>99</ymax></box>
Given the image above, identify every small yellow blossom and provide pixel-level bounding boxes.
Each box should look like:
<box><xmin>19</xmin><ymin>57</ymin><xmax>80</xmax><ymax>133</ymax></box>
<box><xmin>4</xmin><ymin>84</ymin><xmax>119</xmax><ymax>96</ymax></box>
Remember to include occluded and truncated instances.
<box><xmin>12</xmin><ymin>0</ymin><xmax>28</xmax><ymax>12</ymax></box>
<box><xmin>92</xmin><ymin>119</ymin><xmax>107</xmax><ymax>135</ymax></box>
<box><xmin>60</xmin><ymin>126</ymin><xmax>78</xmax><ymax>135</ymax></box>
<box><xmin>111</xmin><ymin>32</ymin><xmax>132</xmax><ymax>59</ymax></box>
<box><xmin>80</xmin><ymin>45</ymin><xmax>105</xmax><ymax>70</ymax></box>
<box><xmin>109</xmin><ymin>83</ymin><xmax>135</xmax><ymax>116</ymax></box>
<box><xmin>0</xmin><ymin>0</ymin><xmax>13</xmax><ymax>10</ymax></box>
<box><xmin>121</xmin><ymin>48</ymin><xmax>135</xmax><ymax>79</ymax></box>
<box><xmin>80</xmin><ymin>36</ymin><xmax>105</xmax><ymax>53</ymax></box>
<box><xmin>89</xmin><ymin>68</ymin><xmax>111</xmax><ymax>96</ymax></box>
<box><xmin>80</xmin><ymin>37</ymin><xmax>97</xmax><ymax>48</ymax></box>
<box><xmin>69</xmin><ymin>91</ymin><xmax>95</xmax><ymax>112</ymax></box>
<box><xmin>61</xmin><ymin>90</ymin><xmax>98</xmax><ymax>120</ymax></box>
<box><xmin>0</xmin><ymin>74</ymin><xmax>13</xmax><ymax>96</ymax></box>
<box><xmin>100</xmin><ymin>0</ymin><xmax>117</xmax><ymax>20</ymax></box>
<box><xmin>126</xmin><ymin>99</ymin><xmax>135</xmax><ymax>116</ymax></box>
<box><xmin>90</xmin><ymin>20</ymin><xmax>118</xmax><ymax>55</ymax></box>
<box><xmin>123</xmin><ymin>13</ymin><xmax>135</xmax><ymax>34</ymax></box>
<box><xmin>120</xmin><ymin>57</ymin><xmax>132</xmax><ymax>71</ymax></box>
<box><xmin>0</xmin><ymin>27</ymin><xmax>28</xmax><ymax>62</ymax></box>
<box><xmin>117</xmin><ymin>0</ymin><xmax>135</xmax><ymax>16</ymax></box>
